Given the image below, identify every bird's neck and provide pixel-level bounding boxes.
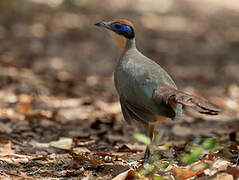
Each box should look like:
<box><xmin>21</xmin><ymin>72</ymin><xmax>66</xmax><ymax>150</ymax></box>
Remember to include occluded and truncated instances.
<box><xmin>107</xmin><ymin>30</ymin><xmax>136</xmax><ymax>53</ymax></box>
<box><xmin>123</xmin><ymin>39</ymin><xmax>136</xmax><ymax>53</ymax></box>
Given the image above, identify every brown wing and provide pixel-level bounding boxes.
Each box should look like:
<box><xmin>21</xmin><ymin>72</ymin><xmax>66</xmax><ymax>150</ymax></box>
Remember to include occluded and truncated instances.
<box><xmin>153</xmin><ymin>86</ymin><xmax>220</xmax><ymax>115</ymax></box>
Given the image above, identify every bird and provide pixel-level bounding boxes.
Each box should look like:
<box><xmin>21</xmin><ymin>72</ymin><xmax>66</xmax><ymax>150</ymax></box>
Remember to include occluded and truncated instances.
<box><xmin>95</xmin><ymin>19</ymin><xmax>220</xmax><ymax>159</ymax></box>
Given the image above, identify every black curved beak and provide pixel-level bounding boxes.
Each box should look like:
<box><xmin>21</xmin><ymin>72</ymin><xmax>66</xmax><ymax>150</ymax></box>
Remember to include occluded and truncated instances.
<box><xmin>94</xmin><ymin>21</ymin><xmax>111</xmax><ymax>29</ymax></box>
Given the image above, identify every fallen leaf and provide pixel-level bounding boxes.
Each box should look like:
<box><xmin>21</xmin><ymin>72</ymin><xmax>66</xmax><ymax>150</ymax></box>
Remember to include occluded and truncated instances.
<box><xmin>212</xmin><ymin>173</ymin><xmax>233</xmax><ymax>180</ymax></box>
<box><xmin>17</xmin><ymin>94</ymin><xmax>33</xmax><ymax>115</ymax></box>
<box><xmin>50</xmin><ymin>137</ymin><xmax>73</xmax><ymax>150</ymax></box>
<box><xmin>0</xmin><ymin>155</ymin><xmax>29</xmax><ymax>164</ymax></box>
<box><xmin>73</xmin><ymin>147</ymin><xmax>90</xmax><ymax>153</ymax></box>
<box><xmin>125</xmin><ymin>143</ymin><xmax>145</xmax><ymax>152</ymax></box>
<box><xmin>0</xmin><ymin>141</ymin><xmax>15</xmax><ymax>155</ymax></box>
<box><xmin>171</xmin><ymin>164</ymin><xmax>205</xmax><ymax>180</ymax></box>
<box><xmin>112</xmin><ymin>169</ymin><xmax>136</xmax><ymax>180</ymax></box>
<box><xmin>204</xmin><ymin>158</ymin><xmax>231</xmax><ymax>176</ymax></box>
<box><xmin>71</xmin><ymin>152</ymin><xmax>103</xmax><ymax>166</ymax></box>
<box><xmin>117</xmin><ymin>145</ymin><xmax>136</xmax><ymax>153</ymax></box>
<box><xmin>225</xmin><ymin>166</ymin><xmax>239</xmax><ymax>178</ymax></box>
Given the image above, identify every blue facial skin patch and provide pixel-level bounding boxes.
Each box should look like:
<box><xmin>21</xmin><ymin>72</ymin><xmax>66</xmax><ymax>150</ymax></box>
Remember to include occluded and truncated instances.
<box><xmin>110</xmin><ymin>22</ymin><xmax>134</xmax><ymax>39</ymax></box>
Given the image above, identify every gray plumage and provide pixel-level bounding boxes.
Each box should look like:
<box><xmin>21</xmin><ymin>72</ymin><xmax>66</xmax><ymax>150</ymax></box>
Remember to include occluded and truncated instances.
<box><xmin>114</xmin><ymin>40</ymin><xmax>182</xmax><ymax>124</ymax></box>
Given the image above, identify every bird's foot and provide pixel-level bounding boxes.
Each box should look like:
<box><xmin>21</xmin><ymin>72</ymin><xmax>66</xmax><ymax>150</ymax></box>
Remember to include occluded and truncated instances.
<box><xmin>143</xmin><ymin>147</ymin><xmax>151</xmax><ymax>162</ymax></box>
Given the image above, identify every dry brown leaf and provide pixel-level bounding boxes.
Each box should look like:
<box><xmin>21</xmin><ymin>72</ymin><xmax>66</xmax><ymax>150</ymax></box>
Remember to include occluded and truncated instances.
<box><xmin>125</xmin><ymin>143</ymin><xmax>145</xmax><ymax>152</ymax></box>
<box><xmin>0</xmin><ymin>141</ymin><xmax>32</xmax><ymax>164</ymax></box>
<box><xmin>0</xmin><ymin>141</ymin><xmax>15</xmax><ymax>155</ymax></box>
<box><xmin>71</xmin><ymin>152</ymin><xmax>103</xmax><ymax>166</ymax></box>
<box><xmin>18</xmin><ymin>94</ymin><xmax>33</xmax><ymax>115</ymax></box>
<box><xmin>73</xmin><ymin>147</ymin><xmax>90</xmax><ymax>153</ymax></box>
<box><xmin>50</xmin><ymin>137</ymin><xmax>73</xmax><ymax>150</ymax></box>
<box><xmin>226</xmin><ymin>166</ymin><xmax>239</xmax><ymax>178</ymax></box>
<box><xmin>0</xmin><ymin>155</ymin><xmax>30</xmax><ymax>164</ymax></box>
<box><xmin>31</xmin><ymin>137</ymin><xmax>73</xmax><ymax>150</ymax></box>
<box><xmin>112</xmin><ymin>169</ymin><xmax>136</xmax><ymax>180</ymax></box>
<box><xmin>212</xmin><ymin>173</ymin><xmax>233</xmax><ymax>180</ymax></box>
<box><xmin>18</xmin><ymin>102</ymin><xmax>33</xmax><ymax>115</ymax></box>
<box><xmin>117</xmin><ymin>145</ymin><xmax>135</xmax><ymax>153</ymax></box>
<box><xmin>171</xmin><ymin>164</ymin><xmax>205</xmax><ymax>180</ymax></box>
<box><xmin>204</xmin><ymin>159</ymin><xmax>232</xmax><ymax>176</ymax></box>
<box><xmin>73</xmin><ymin>138</ymin><xmax>95</xmax><ymax>146</ymax></box>
<box><xmin>0</xmin><ymin>142</ymin><xmax>30</xmax><ymax>164</ymax></box>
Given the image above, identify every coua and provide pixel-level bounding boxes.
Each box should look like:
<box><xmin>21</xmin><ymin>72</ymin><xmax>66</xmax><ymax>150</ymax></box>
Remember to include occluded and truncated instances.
<box><xmin>95</xmin><ymin>19</ymin><xmax>220</xmax><ymax>159</ymax></box>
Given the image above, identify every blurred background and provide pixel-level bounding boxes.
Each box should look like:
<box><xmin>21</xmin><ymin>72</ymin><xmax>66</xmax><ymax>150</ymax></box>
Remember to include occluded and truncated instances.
<box><xmin>1</xmin><ymin>0</ymin><xmax>239</xmax><ymax>84</ymax></box>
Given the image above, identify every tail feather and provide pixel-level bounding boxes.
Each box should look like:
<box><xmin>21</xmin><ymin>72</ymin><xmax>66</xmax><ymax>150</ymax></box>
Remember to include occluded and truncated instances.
<box><xmin>153</xmin><ymin>86</ymin><xmax>220</xmax><ymax>115</ymax></box>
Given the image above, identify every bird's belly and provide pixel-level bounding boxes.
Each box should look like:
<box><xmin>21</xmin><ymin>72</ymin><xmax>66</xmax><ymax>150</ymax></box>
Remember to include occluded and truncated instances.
<box><xmin>115</xmin><ymin>69</ymin><xmax>157</xmax><ymax>112</ymax></box>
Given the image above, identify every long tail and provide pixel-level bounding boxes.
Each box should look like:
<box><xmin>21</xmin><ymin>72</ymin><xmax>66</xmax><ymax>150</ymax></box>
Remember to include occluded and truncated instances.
<box><xmin>153</xmin><ymin>86</ymin><xmax>220</xmax><ymax>115</ymax></box>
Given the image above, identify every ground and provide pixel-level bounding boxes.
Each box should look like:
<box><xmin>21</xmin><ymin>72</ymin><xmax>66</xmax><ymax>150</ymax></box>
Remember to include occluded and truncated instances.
<box><xmin>0</xmin><ymin>0</ymin><xmax>238</xmax><ymax>179</ymax></box>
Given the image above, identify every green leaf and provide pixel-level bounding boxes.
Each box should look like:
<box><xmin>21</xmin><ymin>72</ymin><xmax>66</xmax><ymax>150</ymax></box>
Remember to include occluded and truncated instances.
<box><xmin>191</xmin><ymin>163</ymin><xmax>210</xmax><ymax>171</ymax></box>
<box><xmin>181</xmin><ymin>147</ymin><xmax>202</xmax><ymax>164</ymax></box>
<box><xmin>153</xmin><ymin>176</ymin><xmax>169</xmax><ymax>180</ymax></box>
<box><xmin>133</xmin><ymin>133</ymin><xmax>151</xmax><ymax>147</ymax></box>
<box><xmin>164</xmin><ymin>142</ymin><xmax>173</xmax><ymax>149</ymax></box>
<box><xmin>160</xmin><ymin>161</ymin><xmax>169</xmax><ymax>169</ymax></box>
<box><xmin>202</xmin><ymin>138</ymin><xmax>220</xmax><ymax>151</ymax></box>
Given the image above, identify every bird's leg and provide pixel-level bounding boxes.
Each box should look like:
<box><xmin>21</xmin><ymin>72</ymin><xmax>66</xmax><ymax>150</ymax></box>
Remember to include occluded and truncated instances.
<box><xmin>141</xmin><ymin>122</ymin><xmax>150</xmax><ymax>159</ymax></box>
<box><xmin>144</xmin><ymin>116</ymin><xmax>167</xmax><ymax>160</ymax></box>
<box><xmin>144</xmin><ymin>123</ymin><xmax>155</xmax><ymax>160</ymax></box>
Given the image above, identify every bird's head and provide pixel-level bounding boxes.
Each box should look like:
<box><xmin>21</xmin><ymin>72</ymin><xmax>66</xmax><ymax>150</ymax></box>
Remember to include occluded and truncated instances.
<box><xmin>95</xmin><ymin>19</ymin><xmax>135</xmax><ymax>52</ymax></box>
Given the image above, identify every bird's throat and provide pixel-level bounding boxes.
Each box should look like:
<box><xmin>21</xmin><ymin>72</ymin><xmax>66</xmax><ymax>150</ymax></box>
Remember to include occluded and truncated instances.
<box><xmin>107</xmin><ymin>30</ymin><xmax>131</xmax><ymax>53</ymax></box>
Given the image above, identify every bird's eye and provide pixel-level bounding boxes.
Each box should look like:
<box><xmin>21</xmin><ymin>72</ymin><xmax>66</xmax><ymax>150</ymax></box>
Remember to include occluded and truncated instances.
<box><xmin>115</xmin><ymin>24</ymin><xmax>121</xmax><ymax>29</ymax></box>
